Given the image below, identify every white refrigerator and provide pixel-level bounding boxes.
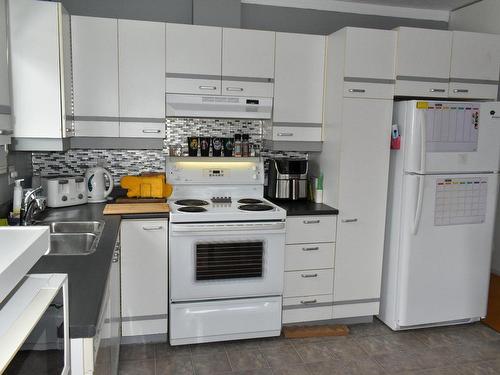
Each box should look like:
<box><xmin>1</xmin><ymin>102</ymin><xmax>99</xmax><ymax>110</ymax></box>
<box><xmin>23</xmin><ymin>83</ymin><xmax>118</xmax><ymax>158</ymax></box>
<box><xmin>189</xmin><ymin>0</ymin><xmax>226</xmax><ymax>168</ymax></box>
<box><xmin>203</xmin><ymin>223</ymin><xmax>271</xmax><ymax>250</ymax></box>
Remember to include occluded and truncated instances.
<box><xmin>379</xmin><ymin>100</ymin><xmax>500</xmax><ymax>330</ymax></box>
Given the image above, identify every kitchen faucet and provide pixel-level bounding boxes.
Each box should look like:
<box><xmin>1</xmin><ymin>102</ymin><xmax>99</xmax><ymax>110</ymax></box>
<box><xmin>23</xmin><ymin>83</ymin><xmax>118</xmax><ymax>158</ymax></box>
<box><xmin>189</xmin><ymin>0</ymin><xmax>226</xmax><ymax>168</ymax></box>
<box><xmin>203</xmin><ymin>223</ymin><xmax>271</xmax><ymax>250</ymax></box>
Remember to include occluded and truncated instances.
<box><xmin>21</xmin><ymin>186</ymin><xmax>46</xmax><ymax>225</ymax></box>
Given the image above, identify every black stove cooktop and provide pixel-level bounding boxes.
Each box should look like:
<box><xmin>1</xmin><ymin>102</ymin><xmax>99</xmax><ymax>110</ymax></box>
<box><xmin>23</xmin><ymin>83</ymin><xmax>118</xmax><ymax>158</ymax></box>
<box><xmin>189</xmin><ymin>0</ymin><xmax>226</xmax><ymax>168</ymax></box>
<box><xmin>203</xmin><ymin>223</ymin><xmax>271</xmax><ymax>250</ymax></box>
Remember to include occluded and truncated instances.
<box><xmin>175</xmin><ymin>199</ymin><xmax>209</xmax><ymax>206</ymax></box>
<box><xmin>177</xmin><ymin>206</ymin><xmax>208</xmax><ymax>213</ymax></box>
<box><xmin>238</xmin><ymin>204</ymin><xmax>274</xmax><ymax>211</ymax></box>
<box><xmin>237</xmin><ymin>198</ymin><xmax>263</xmax><ymax>204</ymax></box>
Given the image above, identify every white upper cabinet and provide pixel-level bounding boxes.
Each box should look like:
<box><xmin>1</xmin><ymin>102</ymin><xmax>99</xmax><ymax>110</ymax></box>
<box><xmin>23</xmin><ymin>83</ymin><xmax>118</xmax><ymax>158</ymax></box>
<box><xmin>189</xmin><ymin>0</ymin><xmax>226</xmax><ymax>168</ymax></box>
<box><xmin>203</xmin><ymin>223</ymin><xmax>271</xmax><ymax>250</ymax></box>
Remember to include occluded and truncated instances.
<box><xmin>344</xmin><ymin>28</ymin><xmax>396</xmax><ymax>81</ymax></box>
<box><xmin>118</xmin><ymin>19</ymin><xmax>165</xmax><ymax>138</ymax></box>
<box><xmin>449</xmin><ymin>31</ymin><xmax>500</xmax><ymax>100</ymax></box>
<box><xmin>8</xmin><ymin>0</ymin><xmax>72</xmax><ymax>149</ymax></box>
<box><xmin>222</xmin><ymin>28</ymin><xmax>275</xmax><ymax>97</ymax></box>
<box><xmin>166</xmin><ymin>23</ymin><xmax>222</xmax><ymax>95</ymax></box>
<box><xmin>72</xmin><ymin>16</ymin><xmax>119</xmax><ymax>136</ymax></box>
<box><xmin>394</xmin><ymin>27</ymin><xmax>452</xmax><ymax>97</ymax></box>
<box><xmin>0</xmin><ymin>0</ymin><xmax>10</xmax><ymax>145</ymax></box>
<box><xmin>273</xmin><ymin>32</ymin><xmax>325</xmax><ymax>127</ymax></box>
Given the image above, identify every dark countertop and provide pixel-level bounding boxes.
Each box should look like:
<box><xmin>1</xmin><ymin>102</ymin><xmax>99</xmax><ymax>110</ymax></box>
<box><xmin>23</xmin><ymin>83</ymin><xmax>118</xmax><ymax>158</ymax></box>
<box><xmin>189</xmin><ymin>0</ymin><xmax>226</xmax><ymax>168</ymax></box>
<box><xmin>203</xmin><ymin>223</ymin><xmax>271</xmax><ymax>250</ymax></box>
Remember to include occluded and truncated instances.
<box><xmin>29</xmin><ymin>203</ymin><xmax>168</xmax><ymax>338</ymax></box>
<box><xmin>270</xmin><ymin>199</ymin><xmax>339</xmax><ymax>216</ymax></box>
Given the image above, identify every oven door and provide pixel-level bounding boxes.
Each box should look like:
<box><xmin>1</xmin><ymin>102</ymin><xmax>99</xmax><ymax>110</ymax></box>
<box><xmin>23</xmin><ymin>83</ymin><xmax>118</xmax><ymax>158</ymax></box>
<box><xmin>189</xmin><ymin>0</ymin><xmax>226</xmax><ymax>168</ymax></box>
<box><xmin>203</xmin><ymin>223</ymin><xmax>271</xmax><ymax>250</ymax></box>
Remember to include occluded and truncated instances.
<box><xmin>169</xmin><ymin>221</ymin><xmax>286</xmax><ymax>301</ymax></box>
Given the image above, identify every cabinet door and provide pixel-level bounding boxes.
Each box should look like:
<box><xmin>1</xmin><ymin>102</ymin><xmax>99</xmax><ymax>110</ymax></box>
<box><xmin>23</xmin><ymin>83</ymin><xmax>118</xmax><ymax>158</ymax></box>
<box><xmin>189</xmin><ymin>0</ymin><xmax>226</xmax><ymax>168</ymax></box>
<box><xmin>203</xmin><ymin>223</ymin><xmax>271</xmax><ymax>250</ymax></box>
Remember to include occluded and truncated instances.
<box><xmin>118</xmin><ymin>19</ymin><xmax>165</xmax><ymax>136</ymax></box>
<box><xmin>121</xmin><ymin>220</ymin><xmax>168</xmax><ymax>336</ymax></box>
<box><xmin>0</xmin><ymin>0</ymin><xmax>10</xmax><ymax>144</ymax></box>
<box><xmin>274</xmin><ymin>33</ymin><xmax>325</xmax><ymax>125</ymax></box>
<box><xmin>344</xmin><ymin>28</ymin><xmax>396</xmax><ymax>81</ymax></box>
<box><xmin>110</xmin><ymin>238</ymin><xmax>121</xmax><ymax>375</ymax></box>
<box><xmin>449</xmin><ymin>31</ymin><xmax>500</xmax><ymax>100</ymax></box>
<box><xmin>222</xmin><ymin>28</ymin><xmax>274</xmax><ymax>97</ymax></box>
<box><xmin>166</xmin><ymin>23</ymin><xmax>222</xmax><ymax>95</ymax></box>
<box><xmin>395</xmin><ymin>27</ymin><xmax>452</xmax><ymax>97</ymax></box>
<box><xmin>334</xmin><ymin>98</ymin><xmax>392</xmax><ymax>303</ymax></box>
<box><xmin>72</xmin><ymin>16</ymin><xmax>119</xmax><ymax>136</ymax></box>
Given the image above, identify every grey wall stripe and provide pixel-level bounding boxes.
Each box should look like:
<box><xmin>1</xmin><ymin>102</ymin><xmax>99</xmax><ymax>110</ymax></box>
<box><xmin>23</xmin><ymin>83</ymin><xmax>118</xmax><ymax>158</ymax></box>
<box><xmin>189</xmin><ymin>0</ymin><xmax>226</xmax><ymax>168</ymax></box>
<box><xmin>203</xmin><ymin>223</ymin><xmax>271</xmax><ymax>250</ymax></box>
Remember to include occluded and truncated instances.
<box><xmin>73</xmin><ymin>116</ymin><xmax>165</xmax><ymax>123</ymax></box>
<box><xmin>283</xmin><ymin>302</ymin><xmax>334</xmax><ymax>310</ymax></box>
<box><xmin>73</xmin><ymin>116</ymin><xmax>120</xmax><ymax>122</ymax></box>
<box><xmin>120</xmin><ymin>117</ymin><xmax>165</xmax><ymax>123</ymax></box>
<box><xmin>333</xmin><ymin>298</ymin><xmax>380</xmax><ymax>306</ymax></box>
<box><xmin>273</xmin><ymin>122</ymin><xmax>322</xmax><ymax>128</ymax></box>
<box><xmin>344</xmin><ymin>77</ymin><xmax>395</xmax><ymax>84</ymax></box>
<box><xmin>222</xmin><ymin>76</ymin><xmax>274</xmax><ymax>83</ymax></box>
<box><xmin>0</xmin><ymin>105</ymin><xmax>11</xmax><ymax>115</ymax></box>
<box><xmin>122</xmin><ymin>314</ymin><xmax>168</xmax><ymax>322</ymax></box>
<box><xmin>449</xmin><ymin>78</ymin><xmax>499</xmax><ymax>85</ymax></box>
<box><xmin>396</xmin><ymin>76</ymin><xmax>449</xmax><ymax>83</ymax></box>
<box><xmin>166</xmin><ymin>72</ymin><xmax>221</xmax><ymax>80</ymax></box>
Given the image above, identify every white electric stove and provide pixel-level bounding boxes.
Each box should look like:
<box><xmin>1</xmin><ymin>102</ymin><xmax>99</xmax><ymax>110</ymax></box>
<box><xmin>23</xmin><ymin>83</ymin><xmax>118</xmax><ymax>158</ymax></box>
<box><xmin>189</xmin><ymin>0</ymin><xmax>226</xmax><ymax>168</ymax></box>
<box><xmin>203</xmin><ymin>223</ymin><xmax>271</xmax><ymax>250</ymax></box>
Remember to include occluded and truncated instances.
<box><xmin>166</xmin><ymin>157</ymin><xmax>286</xmax><ymax>346</ymax></box>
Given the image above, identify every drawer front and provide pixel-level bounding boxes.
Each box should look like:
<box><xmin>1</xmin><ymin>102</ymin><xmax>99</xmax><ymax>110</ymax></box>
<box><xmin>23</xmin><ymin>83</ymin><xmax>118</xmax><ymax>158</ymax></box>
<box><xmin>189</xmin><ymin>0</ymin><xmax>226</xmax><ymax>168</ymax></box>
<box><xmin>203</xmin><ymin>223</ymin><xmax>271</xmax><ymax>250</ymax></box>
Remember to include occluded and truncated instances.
<box><xmin>448</xmin><ymin>82</ymin><xmax>498</xmax><ymax>100</ymax></box>
<box><xmin>343</xmin><ymin>82</ymin><xmax>394</xmax><ymax>99</ymax></box>
<box><xmin>286</xmin><ymin>215</ymin><xmax>336</xmax><ymax>244</ymax></box>
<box><xmin>119</xmin><ymin>122</ymin><xmax>165</xmax><ymax>138</ymax></box>
<box><xmin>284</xmin><ymin>269</ymin><xmax>333</xmax><ymax>297</ymax></box>
<box><xmin>283</xmin><ymin>294</ymin><xmax>333</xmax><ymax>324</ymax></box>
<box><xmin>74</xmin><ymin>121</ymin><xmax>119</xmax><ymax>137</ymax></box>
<box><xmin>395</xmin><ymin>80</ymin><xmax>449</xmax><ymax>97</ymax></box>
<box><xmin>166</xmin><ymin>77</ymin><xmax>222</xmax><ymax>95</ymax></box>
<box><xmin>272</xmin><ymin>126</ymin><xmax>322</xmax><ymax>142</ymax></box>
<box><xmin>285</xmin><ymin>243</ymin><xmax>335</xmax><ymax>271</ymax></box>
<box><xmin>222</xmin><ymin>80</ymin><xmax>273</xmax><ymax>97</ymax></box>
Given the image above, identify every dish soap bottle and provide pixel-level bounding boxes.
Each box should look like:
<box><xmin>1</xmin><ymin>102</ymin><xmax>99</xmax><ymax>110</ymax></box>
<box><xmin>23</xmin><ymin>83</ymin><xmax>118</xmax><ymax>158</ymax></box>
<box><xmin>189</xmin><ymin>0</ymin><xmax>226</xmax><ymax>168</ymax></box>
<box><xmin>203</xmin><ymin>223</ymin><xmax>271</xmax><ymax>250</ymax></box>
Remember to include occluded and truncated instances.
<box><xmin>12</xmin><ymin>179</ymin><xmax>24</xmax><ymax>219</ymax></box>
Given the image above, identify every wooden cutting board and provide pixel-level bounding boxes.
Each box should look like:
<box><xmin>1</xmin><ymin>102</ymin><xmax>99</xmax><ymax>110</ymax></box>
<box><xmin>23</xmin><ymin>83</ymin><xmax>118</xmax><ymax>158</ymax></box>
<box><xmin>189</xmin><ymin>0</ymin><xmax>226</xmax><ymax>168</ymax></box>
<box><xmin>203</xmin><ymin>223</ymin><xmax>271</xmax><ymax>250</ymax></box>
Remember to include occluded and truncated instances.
<box><xmin>103</xmin><ymin>203</ymin><xmax>170</xmax><ymax>215</ymax></box>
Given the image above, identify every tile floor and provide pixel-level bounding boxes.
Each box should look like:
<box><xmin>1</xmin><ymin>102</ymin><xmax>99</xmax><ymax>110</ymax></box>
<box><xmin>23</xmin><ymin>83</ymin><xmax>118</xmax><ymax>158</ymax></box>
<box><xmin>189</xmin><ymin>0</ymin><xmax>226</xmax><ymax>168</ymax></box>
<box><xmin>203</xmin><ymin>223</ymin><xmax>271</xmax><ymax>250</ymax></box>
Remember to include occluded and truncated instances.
<box><xmin>117</xmin><ymin>319</ymin><xmax>500</xmax><ymax>375</ymax></box>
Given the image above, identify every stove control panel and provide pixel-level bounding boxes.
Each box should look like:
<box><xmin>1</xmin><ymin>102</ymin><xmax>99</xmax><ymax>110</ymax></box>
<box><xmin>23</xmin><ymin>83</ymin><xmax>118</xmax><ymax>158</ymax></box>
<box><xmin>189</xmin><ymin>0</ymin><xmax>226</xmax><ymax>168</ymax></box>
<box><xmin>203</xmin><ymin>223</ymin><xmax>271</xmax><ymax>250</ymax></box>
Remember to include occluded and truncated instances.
<box><xmin>205</xmin><ymin>169</ymin><xmax>227</xmax><ymax>178</ymax></box>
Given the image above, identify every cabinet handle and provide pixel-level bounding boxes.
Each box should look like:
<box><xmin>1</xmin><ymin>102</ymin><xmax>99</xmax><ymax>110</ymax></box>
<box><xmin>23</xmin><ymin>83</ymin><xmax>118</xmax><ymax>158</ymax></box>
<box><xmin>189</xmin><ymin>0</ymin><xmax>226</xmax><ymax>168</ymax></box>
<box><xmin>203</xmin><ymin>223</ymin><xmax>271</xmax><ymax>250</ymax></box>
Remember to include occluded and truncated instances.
<box><xmin>277</xmin><ymin>132</ymin><xmax>294</xmax><ymax>137</ymax></box>
<box><xmin>199</xmin><ymin>86</ymin><xmax>217</xmax><ymax>90</ymax></box>
<box><xmin>342</xmin><ymin>218</ymin><xmax>358</xmax><ymax>223</ymax></box>
<box><xmin>142</xmin><ymin>129</ymin><xmax>161</xmax><ymax>134</ymax></box>
<box><xmin>300</xmin><ymin>299</ymin><xmax>318</xmax><ymax>304</ymax></box>
<box><xmin>303</xmin><ymin>220</ymin><xmax>320</xmax><ymax>224</ymax></box>
<box><xmin>453</xmin><ymin>89</ymin><xmax>469</xmax><ymax>93</ymax></box>
<box><xmin>0</xmin><ymin>129</ymin><xmax>13</xmax><ymax>135</ymax></box>
<box><xmin>429</xmin><ymin>88</ymin><xmax>446</xmax><ymax>93</ymax></box>
<box><xmin>348</xmin><ymin>89</ymin><xmax>366</xmax><ymax>93</ymax></box>
<box><xmin>301</xmin><ymin>273</ymin><xmax>318</xmax><ymax>278</ymax></box>
<box><xmin>302</xmin><ymin>246</ymin><xmax>320</xmax><ymax>251</ymax></box>
<box><xmin>142</xmin><ymin>225</ymin><xmax>163</xmax><ymax>231</ymax></box>
<box><xmin>226</xmin><ymin>87</ymin><xmax>244</xmax><ymax>92</ymax></box>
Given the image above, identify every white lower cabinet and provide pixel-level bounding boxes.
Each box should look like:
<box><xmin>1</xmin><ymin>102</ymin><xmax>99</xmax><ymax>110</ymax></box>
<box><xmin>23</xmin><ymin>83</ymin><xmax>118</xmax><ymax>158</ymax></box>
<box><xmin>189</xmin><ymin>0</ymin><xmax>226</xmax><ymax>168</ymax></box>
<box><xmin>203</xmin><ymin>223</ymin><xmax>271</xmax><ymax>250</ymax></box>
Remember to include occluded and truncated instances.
<box><xmin>283</xmin><ymin>215</ymin><xmax>337</xmax><ymax>324</ymax></box>
<box><xmin>120</xmin><ymin>219</ymin><xmax>168</xmax><ymax>338</ymax></box>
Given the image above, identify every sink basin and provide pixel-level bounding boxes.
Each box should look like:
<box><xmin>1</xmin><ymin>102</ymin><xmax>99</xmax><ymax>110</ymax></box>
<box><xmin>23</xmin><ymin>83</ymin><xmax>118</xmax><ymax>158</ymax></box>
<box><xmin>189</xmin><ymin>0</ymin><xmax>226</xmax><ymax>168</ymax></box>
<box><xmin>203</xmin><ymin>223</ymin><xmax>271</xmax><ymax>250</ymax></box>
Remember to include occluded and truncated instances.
<box><xmin>48</xmin><ymin>233</ymin><xmax>98</xmax><ymax>255</ymax></box>
<box><xmin>38</xmin><ymin>221</ymin><xmax>104</xmax><ymax>234</ymax></box>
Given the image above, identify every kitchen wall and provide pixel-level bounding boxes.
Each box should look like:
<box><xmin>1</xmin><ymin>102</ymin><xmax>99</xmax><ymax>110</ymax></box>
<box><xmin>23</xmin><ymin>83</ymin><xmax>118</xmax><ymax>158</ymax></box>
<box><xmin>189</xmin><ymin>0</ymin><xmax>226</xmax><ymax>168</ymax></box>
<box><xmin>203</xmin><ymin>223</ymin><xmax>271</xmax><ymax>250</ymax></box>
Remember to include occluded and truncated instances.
<box><xmin>0</xmin><ymin>151</ymin><xmax>33</xmax><ymax>217</ymax></box>
<box><xmin>60</xmin><ymin>0</ymin><xmax>448</xmax><ymax>33</ymax></box>
<box><xmin>450</xmin><ymin>0</ymin><xmax>500</xmax><ymax>275</ymax></box>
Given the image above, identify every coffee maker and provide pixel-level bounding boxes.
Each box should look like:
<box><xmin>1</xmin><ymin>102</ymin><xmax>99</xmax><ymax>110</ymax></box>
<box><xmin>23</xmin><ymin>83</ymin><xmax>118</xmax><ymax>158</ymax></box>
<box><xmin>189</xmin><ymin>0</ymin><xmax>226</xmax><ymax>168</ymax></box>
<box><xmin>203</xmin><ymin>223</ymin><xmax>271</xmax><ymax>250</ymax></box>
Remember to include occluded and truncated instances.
<box><xmin>265</xmin><ymin>158</ymin><xmax>308</xmax><ymax>200</ymax></box>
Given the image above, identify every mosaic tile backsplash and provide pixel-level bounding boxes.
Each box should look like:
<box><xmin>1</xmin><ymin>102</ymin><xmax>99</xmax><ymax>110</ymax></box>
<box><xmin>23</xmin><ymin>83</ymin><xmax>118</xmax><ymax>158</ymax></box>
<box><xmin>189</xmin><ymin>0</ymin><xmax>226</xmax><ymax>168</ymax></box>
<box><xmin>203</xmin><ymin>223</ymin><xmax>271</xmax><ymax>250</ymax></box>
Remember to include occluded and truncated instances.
<box><xmin>32</xmin><ymin>118</ymin><xmax>307</xmax><ymax>185</ymax></box>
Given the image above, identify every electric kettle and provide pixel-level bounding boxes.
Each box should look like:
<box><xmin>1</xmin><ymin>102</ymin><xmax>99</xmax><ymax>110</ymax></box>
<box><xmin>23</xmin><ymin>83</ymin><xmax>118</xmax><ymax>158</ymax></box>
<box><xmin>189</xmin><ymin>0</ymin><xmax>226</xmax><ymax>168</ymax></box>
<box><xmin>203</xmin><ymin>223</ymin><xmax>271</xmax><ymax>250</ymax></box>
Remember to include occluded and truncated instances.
<box><xmin>85</xmin><ymin>166</ymin><xmax>114</xmax><ymax>203</ymax></box>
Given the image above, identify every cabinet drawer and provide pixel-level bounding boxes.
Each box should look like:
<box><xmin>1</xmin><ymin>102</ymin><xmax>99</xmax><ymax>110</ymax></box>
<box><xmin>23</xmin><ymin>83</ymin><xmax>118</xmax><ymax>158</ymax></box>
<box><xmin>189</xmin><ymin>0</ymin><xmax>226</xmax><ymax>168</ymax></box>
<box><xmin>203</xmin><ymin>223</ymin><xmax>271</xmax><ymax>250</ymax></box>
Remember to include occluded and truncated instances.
<box><xmin>285</xmin><ymin>243</ymin><xmax>335</xmax><ymax>271</ymax></box>
<box><xmin>284</xmin><ymin>269</ymin><xmax>333</xmax><ymax>297</ymax></box>
<box><xmin>343</xmin><ymin>82</ymin><xmax>394</xmax><ymax>99</ymax></box>
<box><xmin>166</xmin><ymin>77</ymin><xmax>221</xmax><ymax>95</ymax></box>
<box><xmin>395</xmin><ymin>80</ymin><xmax>449</xmax><ymax>97</ymax></box>
<box><xmin>119</xmin><ymin>122</ymin><xmax>165</xmax><ymax>138</ymax></box>
<box><xmin>286</xmin><ymin>215</ymin><xmax>336</xmax><ymax>244</ymax></box>
<box><xmin>283</xmin><ymin>294</ymin><xmax>333</xmax><ymax>324</ymax></box>
<box><xmin>272</xmin><ymin>126</ymin><xmax>321</xmax><ymax>142</ymax></box>
<box><xmin>448</xmin><ymin>82</ymin><xmax>498</xmax><ymax>100</ymax></box>
<box><xmin>74</xmin><ymin>121</ymin><xmax>119</xmax><ymax>137</ymax></box>
<box><xmin>222</xmin><ymin>80</ymin><xmax>273</xmax><ymax>97</ymax></box>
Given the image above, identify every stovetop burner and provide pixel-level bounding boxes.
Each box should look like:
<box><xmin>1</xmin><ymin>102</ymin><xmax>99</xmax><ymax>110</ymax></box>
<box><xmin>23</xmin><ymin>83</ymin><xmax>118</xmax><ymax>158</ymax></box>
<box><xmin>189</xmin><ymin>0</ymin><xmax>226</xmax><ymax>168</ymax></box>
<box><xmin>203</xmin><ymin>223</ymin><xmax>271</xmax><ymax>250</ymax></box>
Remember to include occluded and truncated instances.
<box><xmin>238</xmin><ymin>204</ymin><xmax>274</xmax><ymax>211</ymax></box>
<box><xmin>178</xmin><ymin>206</ymin><xmax>208</xmax><ymax>213</ymax></box>
<box><xmin>175</xmin><ymin>199</ymin><xmax>209</xmax><ymax>206</ymax></box>
<box><xmin>237</xmin><ymin>198</ymin><xmax>263</xmax><ymax>204</ymax></box>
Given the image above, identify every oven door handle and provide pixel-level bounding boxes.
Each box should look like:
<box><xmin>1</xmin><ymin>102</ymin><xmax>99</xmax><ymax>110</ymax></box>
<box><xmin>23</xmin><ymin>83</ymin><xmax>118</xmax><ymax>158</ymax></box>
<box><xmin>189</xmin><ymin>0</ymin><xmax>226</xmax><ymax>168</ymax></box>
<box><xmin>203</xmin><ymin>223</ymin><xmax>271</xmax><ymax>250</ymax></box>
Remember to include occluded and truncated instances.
<box><xmin>171</xmin><ymin>221</ymin><xmax>286</xmax><ymax>234</ymax></box>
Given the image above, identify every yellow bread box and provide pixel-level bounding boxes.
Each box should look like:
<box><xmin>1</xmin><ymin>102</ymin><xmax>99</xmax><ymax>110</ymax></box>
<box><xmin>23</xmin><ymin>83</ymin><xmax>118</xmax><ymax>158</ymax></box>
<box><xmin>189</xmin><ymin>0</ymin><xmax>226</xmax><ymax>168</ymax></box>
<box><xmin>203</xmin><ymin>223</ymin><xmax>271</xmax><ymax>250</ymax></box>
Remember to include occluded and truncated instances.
<box><xmin>120</xmin><ymin>174</ymin><xmax>173</xmax><ymax>198</ymax></box>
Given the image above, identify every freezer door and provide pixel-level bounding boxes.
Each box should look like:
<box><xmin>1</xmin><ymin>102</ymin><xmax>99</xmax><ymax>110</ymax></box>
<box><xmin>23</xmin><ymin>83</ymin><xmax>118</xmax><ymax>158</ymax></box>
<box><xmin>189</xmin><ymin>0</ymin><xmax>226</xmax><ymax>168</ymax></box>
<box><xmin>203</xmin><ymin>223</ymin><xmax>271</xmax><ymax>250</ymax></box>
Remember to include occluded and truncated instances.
<box><xmin>401</xmin><ymin>101</ymin><xmax>500</xmax><ymax>174</ymax></box>
<box><xmin>396</xmin><ymin>173</ymin><xmax>498</xmax><ymax>327</ymax></box>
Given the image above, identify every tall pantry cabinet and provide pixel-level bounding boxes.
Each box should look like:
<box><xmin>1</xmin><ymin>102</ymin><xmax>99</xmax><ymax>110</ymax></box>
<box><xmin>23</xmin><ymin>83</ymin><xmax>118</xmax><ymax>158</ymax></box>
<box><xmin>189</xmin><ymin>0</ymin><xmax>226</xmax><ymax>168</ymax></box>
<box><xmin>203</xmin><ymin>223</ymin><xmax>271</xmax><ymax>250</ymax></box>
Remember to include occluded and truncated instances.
<box><xmin>313</xmin><ymin>27</ymin><xmax>396</xmax><ymax>319</ymax></box>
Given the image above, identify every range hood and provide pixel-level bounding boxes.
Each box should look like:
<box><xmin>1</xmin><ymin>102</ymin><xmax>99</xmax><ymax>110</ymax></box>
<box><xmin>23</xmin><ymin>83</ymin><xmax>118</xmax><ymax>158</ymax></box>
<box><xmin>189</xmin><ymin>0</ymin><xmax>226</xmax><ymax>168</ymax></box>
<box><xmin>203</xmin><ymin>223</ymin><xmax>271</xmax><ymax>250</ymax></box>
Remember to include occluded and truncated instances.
<box><xmin>166</xmin><ymin>94</ymin><xmax>273</xmax><ymax>119</ymax></box>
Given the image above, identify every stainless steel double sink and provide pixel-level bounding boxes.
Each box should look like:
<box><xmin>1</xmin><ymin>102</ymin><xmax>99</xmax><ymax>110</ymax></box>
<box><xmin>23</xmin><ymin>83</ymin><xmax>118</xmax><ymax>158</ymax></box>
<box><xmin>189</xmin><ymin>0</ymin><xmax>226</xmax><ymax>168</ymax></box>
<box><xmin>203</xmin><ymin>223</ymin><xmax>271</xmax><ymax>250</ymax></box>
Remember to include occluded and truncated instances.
<box><xmin>36</xmin><ymin>221</ymin><xmax>104</xmax><ymax>256</ymax></box>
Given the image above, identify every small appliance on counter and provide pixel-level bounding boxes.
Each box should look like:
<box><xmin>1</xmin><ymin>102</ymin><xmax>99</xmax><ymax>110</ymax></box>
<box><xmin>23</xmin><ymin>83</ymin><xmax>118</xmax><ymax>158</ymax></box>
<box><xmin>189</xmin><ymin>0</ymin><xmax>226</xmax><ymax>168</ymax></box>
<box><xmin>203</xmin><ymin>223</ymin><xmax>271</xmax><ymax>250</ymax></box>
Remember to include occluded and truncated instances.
<box><xmin>85</xmin><ymin>167</ymin><xmax>114</xmax><ymax>203</ymax></box>
<box><xmin>42</xmin><ymin>176</ymin><xmax>88</xmax><ymax>208</ymax></box>
<box><xmin>264</xmin><ymin>157</ymin><xmax>308</xmax><ymax>201</ymax></box>
<box><xmin>120</xmin><ymin>173</ymin><xmax>173</xmax><ymax>199</ymax></box>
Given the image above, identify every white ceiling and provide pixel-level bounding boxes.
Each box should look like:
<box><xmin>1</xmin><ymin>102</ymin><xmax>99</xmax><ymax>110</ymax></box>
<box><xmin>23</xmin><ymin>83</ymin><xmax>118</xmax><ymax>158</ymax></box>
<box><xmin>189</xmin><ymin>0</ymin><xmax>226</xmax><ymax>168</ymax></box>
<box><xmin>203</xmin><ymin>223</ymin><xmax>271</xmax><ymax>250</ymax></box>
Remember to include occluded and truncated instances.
<box><xmin>333</xmin><ymin>0</ymin><xmax>479</xmax><ymax>11</ymax></box>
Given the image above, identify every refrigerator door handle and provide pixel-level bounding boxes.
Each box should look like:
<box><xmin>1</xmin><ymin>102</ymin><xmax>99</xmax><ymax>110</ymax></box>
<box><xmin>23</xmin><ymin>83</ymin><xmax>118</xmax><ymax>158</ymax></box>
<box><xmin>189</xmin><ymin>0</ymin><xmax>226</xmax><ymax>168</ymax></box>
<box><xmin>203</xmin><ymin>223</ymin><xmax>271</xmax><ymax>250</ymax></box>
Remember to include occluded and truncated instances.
<box><xmin>412</xmin><ymin>174</ymin><xmax>425</xmax><ymax>235</ymax></box>
<box><xmin>418</xmin><ymin>110</ymin><xmax>427</xmax><ymax>174</ymax></box>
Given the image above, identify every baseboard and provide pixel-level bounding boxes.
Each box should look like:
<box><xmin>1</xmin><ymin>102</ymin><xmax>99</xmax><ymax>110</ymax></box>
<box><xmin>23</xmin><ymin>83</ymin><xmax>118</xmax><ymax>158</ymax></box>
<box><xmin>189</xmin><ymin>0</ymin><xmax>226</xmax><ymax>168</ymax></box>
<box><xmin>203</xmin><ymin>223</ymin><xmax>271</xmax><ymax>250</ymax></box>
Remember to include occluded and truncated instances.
<box><xmin>121</xmin><ymin>333</ymin><xmax>168</xmax><ymax>345</ymax></box>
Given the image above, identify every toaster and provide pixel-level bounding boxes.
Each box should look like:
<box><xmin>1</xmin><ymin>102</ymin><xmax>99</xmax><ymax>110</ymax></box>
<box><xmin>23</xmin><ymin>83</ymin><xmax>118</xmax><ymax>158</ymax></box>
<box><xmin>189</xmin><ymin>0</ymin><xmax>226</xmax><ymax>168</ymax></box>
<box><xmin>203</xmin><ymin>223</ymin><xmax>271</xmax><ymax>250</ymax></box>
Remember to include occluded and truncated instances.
<box><xmin>42</xmin><ymin>176</ymin><xmax>88</xmax><ymax>207</ymax></box>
